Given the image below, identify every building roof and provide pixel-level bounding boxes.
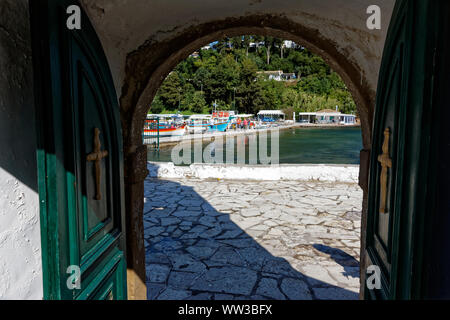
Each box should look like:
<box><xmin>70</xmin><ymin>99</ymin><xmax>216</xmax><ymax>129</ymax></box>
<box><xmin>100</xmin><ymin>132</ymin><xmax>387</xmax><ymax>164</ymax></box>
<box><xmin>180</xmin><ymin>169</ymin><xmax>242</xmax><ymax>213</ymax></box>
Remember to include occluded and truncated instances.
<box><xmin>298</xmin><ymin>112</ymin><xmax>356</xmax><ymax>117</ymax></box>
<box><xmin>258</xmin><ymin>110</ymin><xmax>285</xmax><ymax>116</ymax></box>
<box><xmin>298</xmin><ymin>112</ymin><xmax>317</xmax><ymax>116</ymax></box>
<box><xmin>188</xmin><ymin>114</ymin><xmax>212</xmax><ymax>120</ymax></box>
<box><xmin>257</xmin><ymin>70</ymin><xmax>283</xmax><ymax>76</ymax></box>
<box><xmin>317</xmin><ymin>109</ymin><xmax>338</xmax><ymax>113</ymax></box>
<box><xmin>147</xmin><ymin>114</ymin><xmax>183</xmax><ymax>119</ymax></box>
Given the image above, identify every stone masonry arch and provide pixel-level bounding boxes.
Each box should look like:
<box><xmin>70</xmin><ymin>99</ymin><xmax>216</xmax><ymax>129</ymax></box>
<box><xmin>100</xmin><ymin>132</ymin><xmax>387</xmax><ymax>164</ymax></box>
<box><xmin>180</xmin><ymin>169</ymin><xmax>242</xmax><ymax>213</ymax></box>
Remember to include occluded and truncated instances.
<box><xmin>81</xmin><ymin>0</ymin><xmax>395</xmax><ymax>299</ymax></box>
<box><xmin>121</xmin><ymin>18</ymin><xmax>374</xmax><ymax>155</ymax></box>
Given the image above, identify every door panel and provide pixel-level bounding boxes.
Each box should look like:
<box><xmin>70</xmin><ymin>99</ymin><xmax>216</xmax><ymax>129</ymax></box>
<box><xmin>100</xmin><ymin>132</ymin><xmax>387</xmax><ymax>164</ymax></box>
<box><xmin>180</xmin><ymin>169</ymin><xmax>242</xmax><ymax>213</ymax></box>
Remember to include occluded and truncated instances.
<box><xmin>365</xmin><ymin>0</ymin><xmax>441</xmax><ymax>300</ymax></box>
<box><xmin>31</xmin><ymin>0</ymin><xmax>127</xmax><ymax>300</ymax></box>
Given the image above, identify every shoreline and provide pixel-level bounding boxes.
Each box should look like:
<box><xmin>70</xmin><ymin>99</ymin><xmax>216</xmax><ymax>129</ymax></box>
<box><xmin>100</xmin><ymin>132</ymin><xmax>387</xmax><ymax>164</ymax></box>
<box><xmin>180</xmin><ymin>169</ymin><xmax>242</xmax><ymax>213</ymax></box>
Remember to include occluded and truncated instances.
<box><xmin>148</xmin><ymin>162</ymin><xmax>360</xmax><ymax>183</ymax></box>
<box><xmin>146</xmin><ymin>123</ymin><xmax>361</xmax><ymax>147</ymax></box>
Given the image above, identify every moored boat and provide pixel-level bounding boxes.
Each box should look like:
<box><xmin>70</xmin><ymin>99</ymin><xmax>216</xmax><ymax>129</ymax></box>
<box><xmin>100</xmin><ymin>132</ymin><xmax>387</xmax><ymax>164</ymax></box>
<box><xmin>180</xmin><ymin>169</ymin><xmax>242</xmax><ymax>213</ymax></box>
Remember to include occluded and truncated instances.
<box><xmin>208</xmin><ymin>121</ymin><xmax>230</xmax><ymax>132</ymax></box>
<box><xmin>187</xmin><ymin>115</ymin><xmax>211</xmax><ymax>134</ymax></box>
<box><xmin>144</xmin><ymin>113</ymin><xmax>187</xmax><ymax>137</ymax></box>
<box><xmin>208</xmin><ymin>111</ymin><xmax>233</xmax><ymax>132</ymax></box>
<box><xmin>143</xmin><ymin>123</ymin><xmax>186</xmax><ymax>137</ymax></box>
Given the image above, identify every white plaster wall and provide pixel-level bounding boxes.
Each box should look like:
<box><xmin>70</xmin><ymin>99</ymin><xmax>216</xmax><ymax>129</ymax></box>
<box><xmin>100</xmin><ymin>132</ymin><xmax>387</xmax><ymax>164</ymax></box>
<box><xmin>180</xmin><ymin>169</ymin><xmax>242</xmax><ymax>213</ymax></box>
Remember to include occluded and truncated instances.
<box><xmin>81</xmin><ymin>0</ymin><xmax>395</xmax><ymax>97</ymax></box>
<box><xmin>0</xmin><ymin>0</ymin><xmax>43</xmax><ymax>300</ymax></box>
<box><xmin>0</xmin><ymin>169</ymin><xmax>42</xmax><ymax>299</ymax></box>
<box><xmin>148</xmin><ymin>162</ymin><xmax>360</xmax><ymax>183</ymax></box>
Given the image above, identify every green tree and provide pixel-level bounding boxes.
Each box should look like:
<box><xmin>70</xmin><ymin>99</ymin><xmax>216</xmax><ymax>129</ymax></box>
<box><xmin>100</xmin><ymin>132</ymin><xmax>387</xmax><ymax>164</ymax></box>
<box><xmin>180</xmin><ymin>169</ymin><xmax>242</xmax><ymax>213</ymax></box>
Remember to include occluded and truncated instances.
<box><xmin>190</xmin><ymin>91</ymin><xmax>207</xmax><ymax>113</ymax></box>
<box><xmin>159</xmin><ymin>71</ymin><xmax>183</xmax><ymax>110</ymax></box>
<box><xmin>149</xmin><ymin>95</ymin><xmax>164</xmax><ymax>114</ymax></box>
<box><xmin>150</xmin><ymin>35</ymin><xmax>357</xmax><ymax>117</ymax></box>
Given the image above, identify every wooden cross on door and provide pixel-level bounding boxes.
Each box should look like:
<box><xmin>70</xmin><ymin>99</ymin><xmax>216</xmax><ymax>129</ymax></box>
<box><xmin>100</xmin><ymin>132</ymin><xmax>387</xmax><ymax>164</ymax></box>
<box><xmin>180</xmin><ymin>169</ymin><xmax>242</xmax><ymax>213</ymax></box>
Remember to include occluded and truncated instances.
<box><xmin>87</xmin><ymin>128</ymin><xmax>108</xmax><ymax>200</ymax></box>
<box><xmin>378</xmin><ymin>128</ymin><xmax>392</xmax><ymax>214</ymax></box>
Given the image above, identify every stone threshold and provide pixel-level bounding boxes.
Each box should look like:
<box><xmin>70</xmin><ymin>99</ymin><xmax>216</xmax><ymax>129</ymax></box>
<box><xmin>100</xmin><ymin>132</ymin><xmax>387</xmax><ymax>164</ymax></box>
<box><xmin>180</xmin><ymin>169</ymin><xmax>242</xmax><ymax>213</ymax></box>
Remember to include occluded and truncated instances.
<box><xmin>148</xmin><ymin>162</ymin><xmax>360</xmax><ymax>183</ymax></box>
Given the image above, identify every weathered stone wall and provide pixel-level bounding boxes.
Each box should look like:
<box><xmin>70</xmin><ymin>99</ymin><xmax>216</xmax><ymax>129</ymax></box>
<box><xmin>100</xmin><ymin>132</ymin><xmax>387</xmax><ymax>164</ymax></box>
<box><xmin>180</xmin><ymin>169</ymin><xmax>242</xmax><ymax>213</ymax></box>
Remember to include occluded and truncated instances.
<box><xmin>148</xmin><ymin>163</ymin><xmax>360</xmax><ymax>183</ymax></box>
<box><xmin>82</xmin><ymin>0</ymin><xmax>394</xmax><ymax>100</ymax></box>
<box><xmin>0</xmin><ymin>0</ymin><xmax>43</xmax><ymax>299</ymax></box>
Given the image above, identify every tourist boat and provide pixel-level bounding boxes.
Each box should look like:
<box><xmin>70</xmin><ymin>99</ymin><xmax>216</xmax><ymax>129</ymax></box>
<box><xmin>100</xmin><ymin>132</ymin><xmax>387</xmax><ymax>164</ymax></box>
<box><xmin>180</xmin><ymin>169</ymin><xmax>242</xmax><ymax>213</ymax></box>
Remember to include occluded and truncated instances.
<box><xmin>187</xmin><ymin>115</ymin><xmax>212</xmax><ymax>134</ymax></box>
<box><xmin>144</xmin><ymin>114</ymin><xmax>187</xmax><ymax>137</ymax></box>
<box><xmin>208</xmin><ymin>111</ymin><xmax>233</xmax><ymax>132</ymax></box>
<box><xmin>145</xmin><ymin>125</ymin><xmax>186</xmax><ymax>137</ymax></box>
<box><xmin>208</xmin><ymin>120</ymin><xmax>230</xmax><ymax>132</ymax></box>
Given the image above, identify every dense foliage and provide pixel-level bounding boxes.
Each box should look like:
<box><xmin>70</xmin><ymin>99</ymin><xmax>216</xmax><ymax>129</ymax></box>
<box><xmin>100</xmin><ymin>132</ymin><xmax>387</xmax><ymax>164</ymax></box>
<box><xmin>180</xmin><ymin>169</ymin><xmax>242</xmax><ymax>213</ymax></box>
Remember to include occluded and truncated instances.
<box><xmin>149</xmin><ymin>36</ymin><xmax>357</xmax><ymax>118</ymax></box>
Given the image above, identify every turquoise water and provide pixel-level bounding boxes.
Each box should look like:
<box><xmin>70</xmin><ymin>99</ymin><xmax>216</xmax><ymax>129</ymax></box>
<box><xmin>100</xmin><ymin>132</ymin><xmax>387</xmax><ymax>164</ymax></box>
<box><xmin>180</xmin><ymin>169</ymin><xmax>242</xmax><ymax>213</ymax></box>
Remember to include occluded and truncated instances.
<box><xmin>147</xmin><ymin>127</ymin><xmax>363</xmax><ymax>165</ymax></box>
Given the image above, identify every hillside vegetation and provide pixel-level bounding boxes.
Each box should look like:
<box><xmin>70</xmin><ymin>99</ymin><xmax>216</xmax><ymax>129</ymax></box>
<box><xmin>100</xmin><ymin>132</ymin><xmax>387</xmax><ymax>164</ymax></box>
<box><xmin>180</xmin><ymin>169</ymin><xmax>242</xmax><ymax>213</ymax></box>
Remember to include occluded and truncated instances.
<box><xmin>149</xmin><ymin>36</ymin><xmax>357</xmax><ymax>118</ymax></box>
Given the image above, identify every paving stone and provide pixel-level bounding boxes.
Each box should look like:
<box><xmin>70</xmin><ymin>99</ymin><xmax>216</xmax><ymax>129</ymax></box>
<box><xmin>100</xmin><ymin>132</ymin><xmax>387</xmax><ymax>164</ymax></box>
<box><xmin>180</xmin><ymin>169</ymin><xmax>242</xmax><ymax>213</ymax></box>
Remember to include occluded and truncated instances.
<box><xmin>262</xmin><ymin>259</ymin><xmax>302</xmax><ymax>278</ymax></box>
<box><xmin>173</xmin><ymin>210</ymin><xmax>202</xmax><ymax>218</ymax></box>
<box><xmin>199</xmin><ymin>226</ymin><xmax>223</xmax><ymax>239</ymax></box>
<box><xmin>146</xmin><ymin>264</ymin><xmax>171</xmax><ymax>283</ymax></box>
<box><xmin>147</xmin><ymin>283</ymin><xmax>166</xmax><ymax>300</ymax></box>
<box><xmin>157</xmin><ymin>287</ymin><xmax>192</xmax><ymax>300</ymax></box>
<box><xmin>168</xmin><ymin>271</ymin><xmax>199</xmax><ymax>289</ymax></box>
<box><xmin>209</xmin><ymin>246</ymin><xmax>246</xmax><ymax>267</ymax></box>
<box><xmin>161</xmin><ymin>217</ymin><xmax>181</xmax><ymax>227</ymax></box>
<box><xmin>145</xmin><ymin>252</ymin><xmax>170</xmax><ymax>264</ymax></box>
<box><xmin>216</xmin><ymin>229</ymin><xmax>244</xmax><ymax>239</ymax></box>
<box><xmin>301</xmin><ymin>264</ymin><xmax>340</xmax><ymax>287</ymax></box>
<box><xmin>187</xmin><ymin>293</ymin><xmax>213</xmax><ymax>300</ymax></box>
<box><xmin>191</xmin><ymin>267</ymin><xmax>258</xmax><ymax>296</ymax></box>
<box><xmin>199</xmin><ymin>216</ymin><xmax>217</xmax><ymax>228</ymax></box>
<box><xmin>186</xmin><ymin>245</ymin><xmax>217</xmax><ymax>259</ymax></box>
<box><xmin>214</xmin><ymin>294</ymin><xmax>234</xmax><ymax>300</ymax></box>
<box><xmin>256</xmin><ymin>278</ymin><xmax>286</xmax><ymax>300</ymax></box>
<box><xmin>144</xmin><ymin>178</ymin><xmax>363</xmax><ymax>300</ymax></box>
<box><xmin>146</xmin><ymin>226</ymin><xmax>165</xmax><ymax>237</ymax></box>
<box><xmin>169</xmin><ymin>253</ymin><xmax>207</xmax><ymax>273</ymax></box>
<box><xmin>238</xmin><ymin>247</ymin><xmax>272</xmax><ymax>271</ymax></box>
<box><xmin>280</xmin><ymin>278</ymin><xmax>313</xmax><ymax>300</ymax></box>
<box><xmin>241</xmin><ymin>208</ymin><xmax>262</xmax><ymax>217</ymax></box>
<box><xmin>171</xmin><ymin>228</ymin><xmax>184</xmax><ymax>238</ymax></box>
<box><xmin>152</xmin><ymin>238</ymin><xmax>183</xmax><ymax>252</ymax></box>
<box><xmin>312</xmin><ymin>287</ymin><xmax>359</xmax><ymax>300</ymax></box>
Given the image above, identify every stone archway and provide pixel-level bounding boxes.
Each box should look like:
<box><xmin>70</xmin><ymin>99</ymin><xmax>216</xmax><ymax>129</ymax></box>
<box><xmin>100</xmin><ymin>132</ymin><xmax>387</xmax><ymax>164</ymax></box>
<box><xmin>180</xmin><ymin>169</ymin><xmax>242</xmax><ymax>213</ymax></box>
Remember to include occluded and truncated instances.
<box><xmin>82</xmin><ymin>0</ymin><xmax>394</xmax><ymax>298</ymax></box>
<box><xmin>117</xmin><ymin>16</ymin><xmax>376</xmax><ymax>300</ymax></box>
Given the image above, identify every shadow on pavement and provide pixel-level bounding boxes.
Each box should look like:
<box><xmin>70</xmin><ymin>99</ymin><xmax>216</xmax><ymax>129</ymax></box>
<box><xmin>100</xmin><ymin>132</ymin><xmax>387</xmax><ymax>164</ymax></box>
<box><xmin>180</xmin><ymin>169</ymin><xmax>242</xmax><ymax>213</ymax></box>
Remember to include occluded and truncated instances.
<box><xmin>144</xmin><ymin>163</ymin><xmax>360</xmax><ymax>300</ymax></box>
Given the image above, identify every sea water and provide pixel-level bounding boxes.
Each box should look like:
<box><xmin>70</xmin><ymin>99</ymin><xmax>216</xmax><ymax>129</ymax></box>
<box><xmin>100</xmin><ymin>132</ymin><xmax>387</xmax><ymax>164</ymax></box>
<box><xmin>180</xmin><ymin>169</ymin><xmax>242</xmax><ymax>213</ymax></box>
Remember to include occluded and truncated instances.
<box><xmin>147</xmin><ymin>127</ymin><xmax>363</xmax><ymax>165</ymax></box>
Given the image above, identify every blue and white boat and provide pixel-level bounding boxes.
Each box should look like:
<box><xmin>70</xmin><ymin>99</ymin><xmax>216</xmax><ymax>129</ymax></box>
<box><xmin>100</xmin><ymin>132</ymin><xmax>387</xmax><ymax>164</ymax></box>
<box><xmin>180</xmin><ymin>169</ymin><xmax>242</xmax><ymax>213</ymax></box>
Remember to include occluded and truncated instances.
<box><xmin>208</xmin><ymin>114</ymin><xmax>232</xmax><ymax>132</ymax></box>
<box><xmin>187</xmin><ymin>115</ymin><xmax>212</xmax><ymax>134</ymax></box>
<box><xmin>208</xmin><ymin>120</ymin><xmax>230</xmax><ymax>132</ymax></box>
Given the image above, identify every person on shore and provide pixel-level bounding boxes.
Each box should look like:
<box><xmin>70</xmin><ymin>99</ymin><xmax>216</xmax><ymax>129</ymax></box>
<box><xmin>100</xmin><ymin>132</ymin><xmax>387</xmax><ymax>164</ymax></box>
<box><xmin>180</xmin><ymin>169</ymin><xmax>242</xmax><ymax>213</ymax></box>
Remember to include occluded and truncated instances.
<box><xmin>243</xmin><ymin>119</ymin><xmax>248</xmax><ymax>130</ymax></box>
<box><xmin>237</xmin><ymin>118</ymin><xmax>242</xmax><ymax>130</ymax></box>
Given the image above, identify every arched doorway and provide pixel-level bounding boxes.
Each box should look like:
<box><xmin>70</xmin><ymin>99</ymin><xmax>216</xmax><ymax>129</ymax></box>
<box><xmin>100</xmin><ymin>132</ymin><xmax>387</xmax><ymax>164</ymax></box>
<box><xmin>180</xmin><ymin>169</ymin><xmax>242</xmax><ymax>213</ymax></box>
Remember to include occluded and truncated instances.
<box><xmin>116</xmin><ymin>20</ymin><xmax>377</xmax><ymax>300</ymax></box>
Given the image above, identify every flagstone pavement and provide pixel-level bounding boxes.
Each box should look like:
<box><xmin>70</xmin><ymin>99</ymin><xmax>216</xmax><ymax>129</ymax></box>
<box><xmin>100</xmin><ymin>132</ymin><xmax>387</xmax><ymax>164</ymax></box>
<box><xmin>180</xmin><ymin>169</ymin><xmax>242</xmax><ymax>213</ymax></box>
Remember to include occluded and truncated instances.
<box><xmin>144</xmin><ymin>177</ymin><xmax>363</xmax><ymax>300</ymax></box>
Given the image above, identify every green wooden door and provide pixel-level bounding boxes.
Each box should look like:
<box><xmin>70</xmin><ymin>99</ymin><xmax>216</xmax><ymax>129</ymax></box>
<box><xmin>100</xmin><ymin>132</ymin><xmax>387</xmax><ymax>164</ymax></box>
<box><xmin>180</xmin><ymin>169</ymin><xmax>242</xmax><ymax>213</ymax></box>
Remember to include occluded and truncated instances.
<box><xmin>365</xmin><ymin>0</ymin><xmax>444</xmax><ymax>300</ymax></box>
<box><xmin>31</xmin><ymin>0</ymin><xmax>127</xmax><ymax>300</ymax></box>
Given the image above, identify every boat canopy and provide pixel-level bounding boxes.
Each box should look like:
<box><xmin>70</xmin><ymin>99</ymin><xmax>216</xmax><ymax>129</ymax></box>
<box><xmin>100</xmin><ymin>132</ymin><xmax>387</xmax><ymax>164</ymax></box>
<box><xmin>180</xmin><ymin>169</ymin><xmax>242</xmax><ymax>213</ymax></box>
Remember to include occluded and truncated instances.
<box><xmin>235</xmin><ymin>114</ymin><xmax>254</xmax><ymax>118</ymax></box>
<box><xmin>257</xmin><ymin>110</ymin><xmax>285</xmax><ymax>116</ymax></box>
<box><xmin>147</xmin><ymin>114</ymin><xmax>184</xmax><ymax>119</ymax></box>
<box><xmin>188</xmin><ymin>114</ymin><xmax>212</xmax><ymax>120</ymax></box>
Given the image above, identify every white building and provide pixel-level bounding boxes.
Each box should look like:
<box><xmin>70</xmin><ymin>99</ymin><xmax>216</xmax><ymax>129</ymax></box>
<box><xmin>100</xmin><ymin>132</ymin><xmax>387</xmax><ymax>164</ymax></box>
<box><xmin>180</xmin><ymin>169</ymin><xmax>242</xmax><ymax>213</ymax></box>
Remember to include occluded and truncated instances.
<box><xmin>257</xmin><ymin>70</ymin><xmax>298</xmax><ymax>81</ymax></box>
<box><xmin>257</xmin><ymin>110</ymin><xmax>286</xmax><ymax>122</ymax></box>
<box><xmin>297</xmin><ymin>110</ymin><xmax>357</xmax><ymax>125</ymax></box>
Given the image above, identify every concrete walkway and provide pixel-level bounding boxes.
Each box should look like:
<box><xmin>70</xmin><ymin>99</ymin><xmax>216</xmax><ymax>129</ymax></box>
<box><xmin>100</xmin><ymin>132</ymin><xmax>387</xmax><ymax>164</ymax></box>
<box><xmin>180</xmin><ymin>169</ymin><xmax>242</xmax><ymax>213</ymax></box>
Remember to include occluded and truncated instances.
<box><xmin>144</xmin><ymin>178</ymin><xmax>363</xmax><ymax>300</ymax></box>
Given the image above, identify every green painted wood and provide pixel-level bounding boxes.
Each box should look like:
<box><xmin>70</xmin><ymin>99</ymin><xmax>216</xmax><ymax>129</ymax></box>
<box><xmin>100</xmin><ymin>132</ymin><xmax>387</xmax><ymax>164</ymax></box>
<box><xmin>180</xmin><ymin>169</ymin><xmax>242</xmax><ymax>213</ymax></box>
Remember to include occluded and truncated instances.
<box><xmin>30</xmin><ymin>0</ymin><xmax>127</xmax><ymax>300</ymax></box>
<box><xmin>365</xmin><ymin>0</ymin><xmax>442</xmax><ymax>300</ymax></box>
